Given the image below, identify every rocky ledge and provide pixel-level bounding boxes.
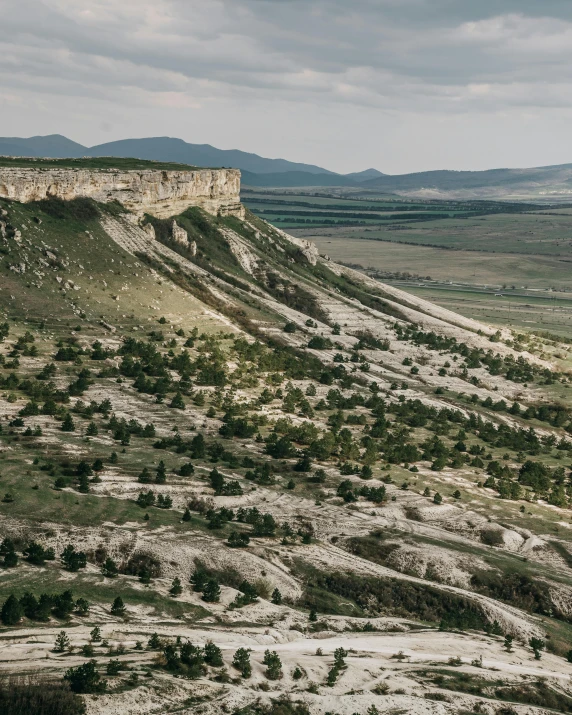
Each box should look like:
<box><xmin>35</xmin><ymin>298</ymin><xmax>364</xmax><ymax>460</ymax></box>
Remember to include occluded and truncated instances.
<box><xmin>0</xmin><ymin>166</ymin><xmax>244</xmax><ymax>219</ymax></box>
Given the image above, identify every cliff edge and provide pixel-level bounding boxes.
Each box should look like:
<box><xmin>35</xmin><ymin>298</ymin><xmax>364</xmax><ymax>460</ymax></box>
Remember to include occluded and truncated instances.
<box><xmin>0</xmin><ymin>166</ymin><xmax>244</xmax><ymax>219</ymax></box>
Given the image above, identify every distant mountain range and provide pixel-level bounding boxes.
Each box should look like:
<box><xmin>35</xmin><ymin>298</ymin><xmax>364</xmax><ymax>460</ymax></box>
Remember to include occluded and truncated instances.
<box><xmin>0</xmin><ymin>134</ymin><xmax>384</xmax><ymax>185</ymax></box>
<box><xmin>2</xmin><ymin>134</ymin><xmax>572</xmax><ymax>199</ymax></box>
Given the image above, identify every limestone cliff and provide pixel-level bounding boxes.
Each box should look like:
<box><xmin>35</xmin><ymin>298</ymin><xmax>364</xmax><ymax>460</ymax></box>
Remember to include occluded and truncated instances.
<box><xmin>0</xmin><ymin>167</ymin><xmax>244</xmax><ymax>219</ymax></box>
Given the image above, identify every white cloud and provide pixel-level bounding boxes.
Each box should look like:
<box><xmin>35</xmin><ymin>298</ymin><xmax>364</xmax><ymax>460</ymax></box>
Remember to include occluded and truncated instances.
<box><xmin>3</xmin><ymin>0</ymin><xmax>572</xmax><ymax>171</ymax></box>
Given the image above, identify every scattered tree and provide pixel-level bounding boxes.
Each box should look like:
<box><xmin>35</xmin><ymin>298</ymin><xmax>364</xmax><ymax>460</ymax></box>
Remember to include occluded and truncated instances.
<box><xmin>232</xmin><ymin>647</ymin><xmax>252</xmax><ymax>678</ymax></box>
<box><xmin>110</xmin><ymin>597</ymin><xmax>126</xmax><ymax>617</ymax></box>
<box><xmin>101</xmin><ymin>557</ymin><xmax>118</xmax><ymax>578</ymax></box>
<box><xmin>263</xmin><ymin>649</ymin><xmax>283</xmax><ymax>680</ymax></box>
<box><xmin>1</xmin><ymin>595</ymin><xmax>23</xmax><ymax>625</ymax></box>
<box><xmin>53</xmin><ymin>631</ymin><xmax>70</xmax><ymax>653</ymax></box>
<box><xmin>169</xmin><ymin>577</ymin><xmax>183</xmax><ymax>597</ymax></box>
<box><xmin>202</xmin><ymin>579</ymin><xmax>221</xmax><ymax>603</ymax></box>
<box><xmin>529</xmin><ymin>637</ymin><xmax>545</xmax><ymax>659</ymax></box>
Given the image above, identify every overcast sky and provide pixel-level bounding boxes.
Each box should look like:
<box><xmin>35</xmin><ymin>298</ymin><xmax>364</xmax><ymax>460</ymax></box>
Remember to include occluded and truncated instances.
<box><xmin>3</xmin><ymin>0</ymin><xmax>572</xmax><ymax>173</ymax></box>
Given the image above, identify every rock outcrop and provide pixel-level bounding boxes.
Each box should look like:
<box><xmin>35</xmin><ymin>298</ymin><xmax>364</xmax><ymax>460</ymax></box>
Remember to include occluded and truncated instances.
<box><xmin>0</xmin><ymin>167</ymin><xmax>245</xmax><ymax>219</ymax></box>
<box><xmin>273</xmin><ymin>226</ymin><xmax>319</xmax><ymax>265</ymax></box>
<box><xmin>171</xmin><ymin>220</ymin><xmax>188</xmax><ymax>245</ymax></box>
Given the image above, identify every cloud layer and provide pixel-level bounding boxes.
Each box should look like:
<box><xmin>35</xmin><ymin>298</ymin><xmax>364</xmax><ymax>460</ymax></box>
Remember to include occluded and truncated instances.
<box><xmin>2</xmin><ymin>0</ymin><xmax>572</xmax><ymax>172</ymax></box>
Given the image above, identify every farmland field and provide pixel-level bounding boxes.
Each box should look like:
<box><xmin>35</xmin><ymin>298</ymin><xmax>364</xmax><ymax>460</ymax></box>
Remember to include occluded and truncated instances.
<box><xmin>242</xmin><ymin>189</ymin><xmax>572</xmax><ymax>337</ymax></box>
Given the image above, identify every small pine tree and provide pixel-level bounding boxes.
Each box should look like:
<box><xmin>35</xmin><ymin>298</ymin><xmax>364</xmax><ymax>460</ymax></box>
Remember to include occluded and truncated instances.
<box><xmin>271</xmin><ymin>588</ymin><xmax>283</xmax><ymax>605</ymax></box>
<box><xmin>110</xmin><ymin>597</ymin><xmax>126</xmax><ymax>617</ymax></box>
<box><xmin>423</xmin><ymin>486</ymin><xmax>431</xmax><ymax>497</ymax></box>
<box><xmin>139</xmin><ymin>567</ymin><xmax>152</xmax><ymax>585</ymax></box>
<box><xmin>326</xmin><ymin>666</ymin><xmax>338</xmax><ymax>686</ymax></box>
<box><xmin>90</xmin><ymin>626</ymin><xmax>102</xmax><ymax>642</ymax></box>
<box><xmin>491</xmin><ymin>620</ymin><xmax>503</xmax><ymax>636</ymax></box>
<box><xmin>204</xmin><ymin>640</ymin><xmax>223</xmax><ymax>667</ymax></box>
<box><xmin>61</xmin><ymin>544</ymin><xmax>87</xmax><ymax>572</ymax></box>
<box><xmin>138</xmin><ymin>467</ymin><xmax>153</xmax><ymax>484</ymax></box>
<box><xmin>232</xmin><ymin>647</ymin><xmax>252</xmax><ymax>678</ymax></box>
<box><xmin>182</xmin><ymin>508</ymin><xmax>192</xmax><ymax>522</ymax></box>
<box><xmin>504</xmin><ymin>634</ymin><xmax>513</xmax><ymax>652</ymax></box>
<box><xmin>170</xmin><ymin>392</ymin><xmax>185</xmax><ymax>410</ymax></box>
<box><xmin>53</xmin><ymin>630</ymin><xmax>70</xmax><ymax>653</ymax></box>
<box><xmin>202</xmin><ymin>579</ymin><xmax>221</xmax><ymax>603</ymax></box>
<box><xmin>263</xmin><ymin>649</ymin><xmax>283</xmax><ymax>680</ymax></box>
<box><xmin>433</xmin><ymin>492</ymin><xmax>443</xmax><ymax>505</ymax></box>
<box><xmin>106</xmin><ymin>659</ymin><xmax>122</xmax><ymax>675</ymax></box>
<box><xmin>1</xmin><ymin>594</ymin><xmax>24</xmax><ymax>625</ymax></box>
<box><xmin>155</xmin><ymin>461</ymin><xmax>167</xmax><ymax>484</ymax></box>
<box><xmin>148</xmin><ymin>632</ymin><xmax>161</xmax><ymax>649</ymax></box>
<box><xmin>309</xmin><ymin>608</ymin><xmax>318</xmax><ymax>622</ymax></box>
<box><xmin>61</xmin><ymin>413</ymin><xmax>75</xmax><ymax>432</ymax></box>
<box><xmin>169</xmin><ymin>577</ymin><xmax>183</xmax><ymax>597</ymax></box>
<box><xmin>334</xmin><ymin>647</ymin><xmax>348</xmax><ymax>669</ymax></box>
<box><xmin>75</xmin><ymin>598</ymin><xmax>89</xmax><ymax>616</ymax></box>
<box><xmin>3</xmin><ymin>550</ymin><xmax>18</xmax><ymax>568</ymax></box>
<box><xmin>101</xmin><ymin>557</ymin><xmax>118</xmax><ymax>578</ymax></box>
<box><xmin>453</xmin><ymin>490</ymin><xmax>461</xmax><ymax>499</ymax></box>
<box><xmin>190</xmin><ymin>570</ymin><xmax>208</xmax><ymax>592</ymax></box>
<box><xmin>86</xmin><ymin>422</ymin><xmax>98</xmax><ymax>436</ymax></box>
<box><xmin>529</xmin><ymin>637</ymin><xmax>545</xmax><ymax>659</ymax></box>
<box><xmin>293</xmin><ymin>666</ymin><xmax>303</xmax><ymax>680</ymax></box>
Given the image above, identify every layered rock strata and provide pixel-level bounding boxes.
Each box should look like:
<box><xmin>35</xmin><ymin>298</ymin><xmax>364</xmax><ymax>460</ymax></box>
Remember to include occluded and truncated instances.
<box><xmin>0</xmin><ymin>167</ymin><xmax>244</xmax><ymax>219</ymax></box>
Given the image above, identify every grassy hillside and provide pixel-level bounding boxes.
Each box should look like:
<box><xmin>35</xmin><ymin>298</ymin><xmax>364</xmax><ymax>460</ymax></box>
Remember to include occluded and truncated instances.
<box><xmin>2</xmin><ymin>192</ymin><xmax>572</xmax><ymax>715</ymax></box>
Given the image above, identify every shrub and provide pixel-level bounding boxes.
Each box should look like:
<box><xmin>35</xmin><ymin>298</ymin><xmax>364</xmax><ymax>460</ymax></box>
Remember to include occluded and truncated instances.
<box><xmin>169</xmin><ymin>578</ymin><xmax>183</xmax><ymax>597</ymax></box>
<box><xmin>0</xmin><ymin>676</ymin><xmax>85</xmax><ymax>715</ymax></box>
<box><xmin>307</xmin><ymin>336</ymin><xmax>333</xmax><ymax>350</ymax></box>
<box><xmin>64</xmin><ymin>660</ymin><xmax>107</xmax><ymax>694</ymax></box>
<box><xmin>36</xmin><ymin>196</ymin><xmax>100</xmax><ymax>221</ymax></box>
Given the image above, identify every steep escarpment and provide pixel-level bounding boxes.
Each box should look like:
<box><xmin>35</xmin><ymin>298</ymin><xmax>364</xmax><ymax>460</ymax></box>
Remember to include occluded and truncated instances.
<box><xmin>0</xmin><ymin>166</ymin><xmax>244</xmax><ymax>219</ymax></box>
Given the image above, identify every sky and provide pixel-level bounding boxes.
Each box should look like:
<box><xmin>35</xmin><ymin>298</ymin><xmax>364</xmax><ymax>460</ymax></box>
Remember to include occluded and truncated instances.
<box><xmin>3</xmin><ymin>0</ymin><xmax>572</xmax><ymax>174</ymax></box>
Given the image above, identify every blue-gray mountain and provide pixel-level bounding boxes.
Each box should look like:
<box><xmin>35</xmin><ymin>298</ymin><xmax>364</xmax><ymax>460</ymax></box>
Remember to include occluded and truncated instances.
<box><xmin>3</xmin><ymin>134</ymin><xmax>572</xmax><ymax>197</ymax></box>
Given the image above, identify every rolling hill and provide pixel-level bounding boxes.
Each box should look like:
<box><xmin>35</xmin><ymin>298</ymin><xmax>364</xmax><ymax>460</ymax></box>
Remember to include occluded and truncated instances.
<box><xmin>1</xmin><ymin>160</ymin><xmax>572</xmax><ymax>714</ymax></box>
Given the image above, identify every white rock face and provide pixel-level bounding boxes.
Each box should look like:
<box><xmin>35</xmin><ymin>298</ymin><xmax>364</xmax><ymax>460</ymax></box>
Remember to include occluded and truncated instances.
<box><xmin>171</xmin><ymin>220</ymin><xmax>188</xmax><ymax>245</ymax></box>
<box><xmin>143</xmin><ymin>223</ymin><xmax>156</xmax><ymax>240</ymax></box>
<box><xmin>0</xmin><ymin>167</ymin><xmax>245</xmax><ymax>219</ymax></box>
<box><xmin>273</xmin><ymin>226</ymin><xmax>319</xmax><ymax>265</ymax></box>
